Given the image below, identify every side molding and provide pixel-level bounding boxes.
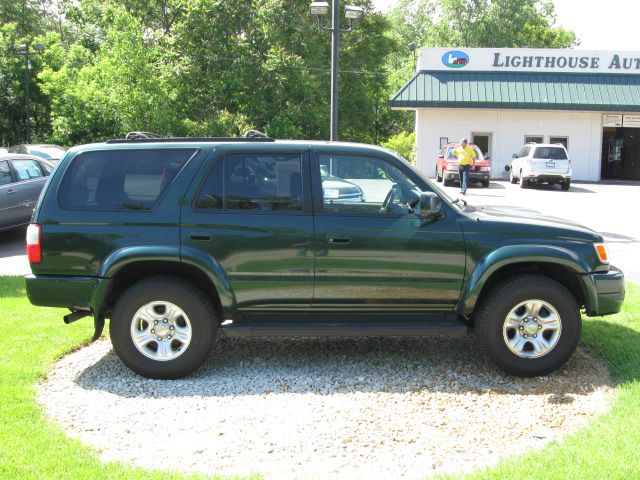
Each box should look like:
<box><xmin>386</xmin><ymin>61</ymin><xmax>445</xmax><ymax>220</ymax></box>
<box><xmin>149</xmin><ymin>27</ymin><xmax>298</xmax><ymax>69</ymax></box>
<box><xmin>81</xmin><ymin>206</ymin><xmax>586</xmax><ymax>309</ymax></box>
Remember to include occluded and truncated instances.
<box><xmin>458</xmin><ymin>244</ymin><xmax>591</xmax><ymax>316</ymax></box>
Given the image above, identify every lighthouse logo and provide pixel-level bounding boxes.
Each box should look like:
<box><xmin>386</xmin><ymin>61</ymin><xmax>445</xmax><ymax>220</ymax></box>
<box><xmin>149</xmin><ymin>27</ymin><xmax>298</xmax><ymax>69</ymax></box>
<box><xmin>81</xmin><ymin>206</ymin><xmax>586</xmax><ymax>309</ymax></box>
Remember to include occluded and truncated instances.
<box><xmin>442</xmin><ymin>51</ymin><xmax>469</xmax><ymax>68</ymax></box>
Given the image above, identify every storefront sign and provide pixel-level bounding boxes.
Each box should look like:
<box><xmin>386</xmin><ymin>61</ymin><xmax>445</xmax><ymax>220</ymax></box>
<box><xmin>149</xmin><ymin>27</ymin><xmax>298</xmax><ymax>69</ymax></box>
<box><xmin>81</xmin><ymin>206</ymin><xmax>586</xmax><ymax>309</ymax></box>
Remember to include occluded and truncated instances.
<box><xmin>603</xmin><ymin>114</ymin><xmax>623</xmax><ymax>127</ymax></box>
<box><xmin>419</xmin><ymin>48</ymin><xmax>640</xmax><ymax>75</ymax></box>
<box><xmin>623</xmin><ymin>114</ymin><xmax>640</xmax><ymax>128</ymax></box>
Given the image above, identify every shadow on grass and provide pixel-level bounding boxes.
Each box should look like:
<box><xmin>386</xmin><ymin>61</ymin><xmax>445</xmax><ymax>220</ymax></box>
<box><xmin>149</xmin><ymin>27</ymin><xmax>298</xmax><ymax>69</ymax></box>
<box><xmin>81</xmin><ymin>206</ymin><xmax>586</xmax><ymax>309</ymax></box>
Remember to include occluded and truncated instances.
<box><xmin>74</xmin><ymin>333</ymin><xmax>612</xmax><ymax>399</ymax></box>
<box><xmin>0</xmin><ymin>276</ymin><xmax>26</xmax><ymax>298</ymax></box>
<box><xmin>582</xmin><ymin>320</ymin><xmax>640</xmax><ymax>385</ymax></box>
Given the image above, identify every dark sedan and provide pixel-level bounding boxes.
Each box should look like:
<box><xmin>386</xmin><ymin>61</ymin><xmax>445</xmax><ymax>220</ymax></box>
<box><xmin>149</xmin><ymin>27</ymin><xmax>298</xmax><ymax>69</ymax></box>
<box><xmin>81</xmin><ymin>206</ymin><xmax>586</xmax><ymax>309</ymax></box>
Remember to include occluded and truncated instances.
<box><xmin>0</xmin><ymin>154</ymin><xmax>54</xmax><ymax>231</ymax></box>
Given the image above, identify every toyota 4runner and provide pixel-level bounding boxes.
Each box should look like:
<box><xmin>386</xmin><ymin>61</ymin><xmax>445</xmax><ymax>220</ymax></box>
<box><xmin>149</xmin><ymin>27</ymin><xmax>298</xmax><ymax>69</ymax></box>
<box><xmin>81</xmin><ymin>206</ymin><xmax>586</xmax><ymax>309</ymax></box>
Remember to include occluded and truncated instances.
<box><xmin>25</xmin><ymin>135</ymin><xmax>625</xmax><ymax>379</ymax></box>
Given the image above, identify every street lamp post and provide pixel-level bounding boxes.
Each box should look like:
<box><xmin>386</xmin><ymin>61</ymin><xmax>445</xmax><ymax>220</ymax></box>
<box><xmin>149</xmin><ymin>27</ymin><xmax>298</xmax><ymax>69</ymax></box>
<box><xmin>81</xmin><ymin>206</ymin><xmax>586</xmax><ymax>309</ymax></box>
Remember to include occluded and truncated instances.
<box><xmin>8</xmin><ymin>43</ymin><xmax>44</xmax><ymax>144</ymax></box>
<box><xmin>310</xmin><ymin>2</ymin><xmax>364</xmax><ymax>141</ymax></box>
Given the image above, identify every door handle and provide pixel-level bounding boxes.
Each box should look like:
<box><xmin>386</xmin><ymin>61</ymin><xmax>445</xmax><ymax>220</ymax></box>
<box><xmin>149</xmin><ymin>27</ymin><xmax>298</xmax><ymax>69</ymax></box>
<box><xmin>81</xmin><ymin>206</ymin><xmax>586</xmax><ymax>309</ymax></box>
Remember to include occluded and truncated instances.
<box><xmin>6</xmin><ymin>189</ymin><xmax>16</xmax><ymax>195</ymax></box>
<box><xmin>189</xmin><ymin>230</ymin><xmax>212</xmax><ymax>241</ymax></box>
<box><xmin>328</xmin><ymin>235</ymin><xmax>351</xmax><ymax>244</ymax></box>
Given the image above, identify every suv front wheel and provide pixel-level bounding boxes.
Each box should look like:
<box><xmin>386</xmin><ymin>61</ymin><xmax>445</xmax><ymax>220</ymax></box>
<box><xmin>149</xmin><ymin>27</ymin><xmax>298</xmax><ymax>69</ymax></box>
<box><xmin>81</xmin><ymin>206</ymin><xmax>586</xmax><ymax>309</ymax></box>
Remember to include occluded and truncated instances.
<box><xmin>475</xmin><ymin>275</ymin><xmax>581</xmax><ymax>377</ymax></box>
<box><xmin>110</xmin><ymin>276</ymin><xmax>217</xmax><ymax>379</ymax></box>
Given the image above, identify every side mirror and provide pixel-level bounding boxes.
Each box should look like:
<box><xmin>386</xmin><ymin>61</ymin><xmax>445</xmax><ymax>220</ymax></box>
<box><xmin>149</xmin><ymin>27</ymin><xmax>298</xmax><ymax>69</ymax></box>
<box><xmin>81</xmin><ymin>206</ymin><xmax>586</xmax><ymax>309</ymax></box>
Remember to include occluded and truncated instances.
<box><xmin>504</xmin><ymin>165</ymin><xmax>511</xmax><ymax>172</ymax></box>
<box><xmin>512</xmin><ymin>153</ymin><xmax>517</xmax><ymax>158</ymax></box>
<box><xmin>437</xmin><ymin>154</ymin><xmax>444</xmax><ymax>159</ymax></box>
<box><xmin>415</xmin><ymin>191</ymin><xmax>443</xmax><ymax>219</ymax></box>
<box><xmin>484</xmin><ymin>154</ymin><xmax>490</xmax><ymax>160</ymax></box>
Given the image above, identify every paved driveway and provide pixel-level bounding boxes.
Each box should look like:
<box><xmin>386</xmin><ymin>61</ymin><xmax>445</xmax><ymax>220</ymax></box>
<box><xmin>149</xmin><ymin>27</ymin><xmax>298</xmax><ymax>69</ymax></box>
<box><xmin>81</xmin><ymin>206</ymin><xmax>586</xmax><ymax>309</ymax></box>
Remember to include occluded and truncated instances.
<box><xmin>1</xmin><ymin>181</ymin><xmax>638</xmax><ymax>284</ymax></box>
<box><xmin>0</xmin><ymin>227</ymin><xmax>30</xmax><ymax>276</ymax></box>
<box><xmin>433</xmin><ymin>180</ymin><xmax>640</xmax><ymax>284</ymax></box>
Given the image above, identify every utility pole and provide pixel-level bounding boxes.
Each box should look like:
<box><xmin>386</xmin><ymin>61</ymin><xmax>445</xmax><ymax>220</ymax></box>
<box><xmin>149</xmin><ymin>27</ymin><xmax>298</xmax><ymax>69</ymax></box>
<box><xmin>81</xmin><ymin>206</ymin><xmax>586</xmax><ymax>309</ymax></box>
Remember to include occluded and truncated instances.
<box><xmin>9</xmin><ymin>43</ymin><xmax>44</xmax><ymax>144</ymax></box>
<box><xmin>310</xmin><ymin>2</ymin><xmax>364</xmax><ymax>141</ymax></box>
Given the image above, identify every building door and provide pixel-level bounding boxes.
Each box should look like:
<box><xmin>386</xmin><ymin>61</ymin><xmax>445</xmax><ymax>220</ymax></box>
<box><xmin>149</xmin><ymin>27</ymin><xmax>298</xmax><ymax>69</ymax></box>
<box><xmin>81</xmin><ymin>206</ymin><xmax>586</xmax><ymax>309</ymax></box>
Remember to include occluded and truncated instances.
<box><xmin>601</xmin><ymin>127</ymin><xmax>640</xmax><ymax>180</ymax></box>
<box><xmin>472</xmin><ymin>133</ymin><xmax>492</xmax><ymax>170</ymax></box>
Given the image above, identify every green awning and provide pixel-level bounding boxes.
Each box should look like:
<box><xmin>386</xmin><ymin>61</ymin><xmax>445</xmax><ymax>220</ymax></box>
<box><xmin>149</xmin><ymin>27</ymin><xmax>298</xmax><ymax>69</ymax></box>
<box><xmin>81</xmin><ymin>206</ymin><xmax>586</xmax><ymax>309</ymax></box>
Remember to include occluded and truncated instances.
<box><xmin>390</xmin><ymin>71</ymin><xmax>640</xmax><ymax>111</ymax></box>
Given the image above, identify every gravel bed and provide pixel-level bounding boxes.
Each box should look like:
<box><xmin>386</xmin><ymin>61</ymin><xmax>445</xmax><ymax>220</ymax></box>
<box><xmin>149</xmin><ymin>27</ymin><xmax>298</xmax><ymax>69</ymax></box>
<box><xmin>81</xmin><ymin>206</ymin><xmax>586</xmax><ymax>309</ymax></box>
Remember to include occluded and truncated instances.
<box><xmin>38</xmin><ymin>335</ymin><xmax>614</xmax><ymax>479</ymax></box>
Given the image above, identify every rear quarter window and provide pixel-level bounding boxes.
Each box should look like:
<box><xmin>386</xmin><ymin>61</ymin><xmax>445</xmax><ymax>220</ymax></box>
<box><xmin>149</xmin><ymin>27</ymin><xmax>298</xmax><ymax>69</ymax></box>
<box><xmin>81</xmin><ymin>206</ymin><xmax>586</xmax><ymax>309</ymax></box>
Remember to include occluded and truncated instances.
<box><xmin>58</xmin><ymin>148</ymin><xmax>196</xmax><ymax>211</ymax></box>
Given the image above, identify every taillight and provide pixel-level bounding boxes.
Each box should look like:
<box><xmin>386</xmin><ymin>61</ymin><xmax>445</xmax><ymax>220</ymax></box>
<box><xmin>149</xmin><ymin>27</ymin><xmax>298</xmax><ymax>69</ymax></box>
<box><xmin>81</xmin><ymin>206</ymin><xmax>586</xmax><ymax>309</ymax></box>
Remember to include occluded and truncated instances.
<box><xmin>26</xmin><ymin>224</ymin><xmax>42</xmax><ymax>263</ymax></box>
<box><xmin>568</xmin><ymin>159</ymin><xmax>572</xmax><ymax>168</ymax></box>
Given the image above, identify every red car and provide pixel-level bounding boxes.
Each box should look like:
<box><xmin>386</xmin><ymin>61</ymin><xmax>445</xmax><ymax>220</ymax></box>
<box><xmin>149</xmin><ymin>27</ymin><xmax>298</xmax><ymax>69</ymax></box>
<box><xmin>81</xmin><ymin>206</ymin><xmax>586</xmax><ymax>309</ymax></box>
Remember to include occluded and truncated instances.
<box><xmin>435</xmin><ymin>143</ymin><xmax>492</xmax><ymax>188</ymax></box>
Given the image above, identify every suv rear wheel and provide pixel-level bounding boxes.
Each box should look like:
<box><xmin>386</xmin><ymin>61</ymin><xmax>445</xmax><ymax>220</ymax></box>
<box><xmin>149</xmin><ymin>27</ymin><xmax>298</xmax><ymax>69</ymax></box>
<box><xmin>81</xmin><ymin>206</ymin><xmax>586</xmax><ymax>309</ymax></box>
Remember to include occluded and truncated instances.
<box><xmin>475</xmin><ymin>275</ymin><xmax>581</xmax><ymax>377</ymax></box>
<box><xmin>561</xmin><ymin>180</ymin><xmax>571</xmax><ymax>191</ymax></box>
<box><xmin>110</xmin><ymin>276</ymin><xmax>217</xmax><ymax>379</ymax></box>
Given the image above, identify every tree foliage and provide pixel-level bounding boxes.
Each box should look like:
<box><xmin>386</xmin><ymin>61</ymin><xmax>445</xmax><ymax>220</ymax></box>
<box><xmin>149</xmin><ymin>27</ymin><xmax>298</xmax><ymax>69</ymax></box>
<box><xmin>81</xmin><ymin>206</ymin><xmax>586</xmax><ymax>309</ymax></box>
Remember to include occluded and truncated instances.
<box><xmin>0</xmin><ymin>0</ymin><xmax>579</xmax><ymax>148</ymax></box>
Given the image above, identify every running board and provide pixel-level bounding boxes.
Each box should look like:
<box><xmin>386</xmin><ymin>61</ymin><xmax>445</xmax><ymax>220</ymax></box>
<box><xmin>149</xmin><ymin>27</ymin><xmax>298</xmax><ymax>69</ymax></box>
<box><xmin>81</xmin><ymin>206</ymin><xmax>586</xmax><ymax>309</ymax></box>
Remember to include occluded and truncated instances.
<box><xmin>221</xmin><ymin>319</ymin><xmax>468</xmax><ymax>338</ymax></box>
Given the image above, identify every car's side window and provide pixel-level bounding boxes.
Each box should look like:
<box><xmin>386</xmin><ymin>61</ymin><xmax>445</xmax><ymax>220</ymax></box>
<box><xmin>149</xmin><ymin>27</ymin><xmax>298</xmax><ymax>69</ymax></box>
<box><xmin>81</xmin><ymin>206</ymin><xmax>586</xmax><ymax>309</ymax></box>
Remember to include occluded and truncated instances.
<box><xmin>59</xmin><ymin>148</ymin><xmax>196</xmax><ymax>211</ymax></box>
<box><xmin>0</xmin><ymin>161</ymin><xmax>12</xmax><ymax>186</ymax></box>
<box><xmin>318</xmin><ymin>154</ymin><xmax>419</xmax><ymax>215</ymax></box>
<box><xmin>12</xmin><ymin>160</ymin><xmax>44</xmax><ymax>181</ymax></box>
<box><xmin>195</xmin><ymin>153</ymin><xmax>303</xmax><ymax>212</ymax></box>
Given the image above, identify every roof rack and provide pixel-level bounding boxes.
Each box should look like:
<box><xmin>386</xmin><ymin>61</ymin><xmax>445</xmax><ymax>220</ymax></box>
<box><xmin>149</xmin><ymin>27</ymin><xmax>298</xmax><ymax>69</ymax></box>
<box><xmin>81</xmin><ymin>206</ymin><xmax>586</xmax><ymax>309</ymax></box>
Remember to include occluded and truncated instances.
<box><xmin>106</xmin><ymin>131</ymin><xmax>275</xmax><ymax>144</ymax></box>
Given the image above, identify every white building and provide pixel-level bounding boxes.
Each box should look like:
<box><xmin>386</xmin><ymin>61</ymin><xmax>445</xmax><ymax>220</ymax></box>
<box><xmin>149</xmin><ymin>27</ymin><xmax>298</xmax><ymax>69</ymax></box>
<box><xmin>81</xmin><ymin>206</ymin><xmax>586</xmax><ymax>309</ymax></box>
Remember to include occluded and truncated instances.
<box><xmin>391</xmin><ymin>47</ymin><xmax>640</xmax><ymax>182</ymax></box>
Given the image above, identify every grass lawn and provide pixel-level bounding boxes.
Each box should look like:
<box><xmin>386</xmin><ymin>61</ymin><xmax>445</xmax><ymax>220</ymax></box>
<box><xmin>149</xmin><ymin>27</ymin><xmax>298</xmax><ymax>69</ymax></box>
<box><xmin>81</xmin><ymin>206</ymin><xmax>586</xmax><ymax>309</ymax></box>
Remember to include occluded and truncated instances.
<box><xmin>0</xmin><ymin>275</ymin><xmax>638</xmax><ymax>479</ymax></box>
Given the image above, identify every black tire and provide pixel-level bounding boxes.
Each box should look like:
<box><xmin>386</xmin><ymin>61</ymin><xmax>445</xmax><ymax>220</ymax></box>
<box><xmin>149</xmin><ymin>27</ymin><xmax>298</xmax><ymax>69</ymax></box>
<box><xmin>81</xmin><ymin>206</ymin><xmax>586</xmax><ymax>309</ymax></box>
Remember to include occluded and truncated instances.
<box><xmin>509</xmin><ymin>169</ymin><xmax>517</xmax><ymax>184</ymax></box>
<box><xmin>436</xmin><ymin>167</ymin><xmax>442</xmax><ymax>182</ymax></box>
<box><xmin>475</xmin><ymin>275</ymin><xmax>581</xmax><ymax>377</ymax></box>
<box><xmin>482</xmin><ymin>180</ymin><xmax>490</xmax><ymax>188</ymax></box>
<box><xmin>561</xmin><ymin>180</ymin><xmax>570</xmax><ymax>191</ymax></box>
<box><xmin>110</xmin><ymin>276</ymin><xmax>217</xmax><ymax>379</ymax></box>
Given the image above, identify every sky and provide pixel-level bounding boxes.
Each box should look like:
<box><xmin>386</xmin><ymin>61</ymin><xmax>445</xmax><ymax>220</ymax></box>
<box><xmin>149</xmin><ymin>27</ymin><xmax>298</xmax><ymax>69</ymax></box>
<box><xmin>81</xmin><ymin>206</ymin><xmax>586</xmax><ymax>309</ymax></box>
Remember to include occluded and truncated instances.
<box><xmin>372</xmin><ymin>0</ymin><xmax>640</xmax><ymax>51</ymax></box>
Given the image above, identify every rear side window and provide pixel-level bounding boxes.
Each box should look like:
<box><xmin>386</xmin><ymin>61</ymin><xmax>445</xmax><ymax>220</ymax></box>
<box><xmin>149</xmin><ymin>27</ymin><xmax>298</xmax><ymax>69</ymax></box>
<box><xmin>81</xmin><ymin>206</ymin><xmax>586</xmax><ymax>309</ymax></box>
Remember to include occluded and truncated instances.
<box><xmin>13</xmin><ymin>160</ymin><xmax>44</xmax><ymax>181</ymax></box>
<box><xmin>194</xmin><ymin>153</ymin><xmax>303</xmax><ymax>212</ymax></box>
<box><xmin>532</xmin><ymin>147</ymin><xmax>568</xmax><ymax>160</ymax></box>
<box><xmin>59</xmin><ymin>149</ymin><xmax>195</xmax><ymax>211</ymax></box>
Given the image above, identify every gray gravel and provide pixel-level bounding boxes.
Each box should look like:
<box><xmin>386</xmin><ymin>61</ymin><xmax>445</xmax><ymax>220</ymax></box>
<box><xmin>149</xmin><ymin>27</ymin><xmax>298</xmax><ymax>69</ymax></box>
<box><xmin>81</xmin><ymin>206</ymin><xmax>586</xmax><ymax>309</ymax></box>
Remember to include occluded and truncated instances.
<box><xmin>37</xmin><ymin>335</ymin><xmax>613</xmax><ymax>479</ymax></box>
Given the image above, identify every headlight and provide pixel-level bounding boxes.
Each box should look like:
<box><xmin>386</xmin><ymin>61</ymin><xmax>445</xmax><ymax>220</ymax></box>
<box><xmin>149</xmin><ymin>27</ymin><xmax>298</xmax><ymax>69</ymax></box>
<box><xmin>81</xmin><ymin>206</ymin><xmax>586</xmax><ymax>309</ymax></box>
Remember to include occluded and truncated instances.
<box><xmin>446</xmin><ymin>164</ymin><xmax>458</xmax><ymax>171</ymax></box>
<box><xmin>479</xmin><ymin>166</ymin><xmax>490</xmax><ymax>172</ymax></box>
<box><xmin>593</xmin><ymin>243</ymin><xmax>609</xmax><ymax>264</ymax></box>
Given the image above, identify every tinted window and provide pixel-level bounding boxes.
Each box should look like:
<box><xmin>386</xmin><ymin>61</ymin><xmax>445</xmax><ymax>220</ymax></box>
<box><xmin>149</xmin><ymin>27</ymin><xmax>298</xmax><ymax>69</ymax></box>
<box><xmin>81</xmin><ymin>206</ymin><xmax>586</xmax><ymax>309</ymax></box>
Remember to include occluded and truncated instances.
<box><xmin>12</xmin><ymin>160</ymin><xmax>44</xmax><ymax>181</ymax></box>
<box><xmin>195</xmin><ymin>153</ymin><xmax>303</xmax><ymax>212</ymax></box>
<box><xmin>0</xmin><ymin>161</ymin><xmax>11</xmax><ymax>186</ymax></box>
<box><xmin>319</xmin><ymin>154</ymin><xmax>418</xmax><ymax>215</ymax></box>
<box><xmin>59</xmin><ymin>148</ymin><xmax>195</xmax><ymax>211</ymax></box>
<box><xmin>532</xmin><ymin>147</ymin><xmax>568</xmax><ymax>160</ymax></box>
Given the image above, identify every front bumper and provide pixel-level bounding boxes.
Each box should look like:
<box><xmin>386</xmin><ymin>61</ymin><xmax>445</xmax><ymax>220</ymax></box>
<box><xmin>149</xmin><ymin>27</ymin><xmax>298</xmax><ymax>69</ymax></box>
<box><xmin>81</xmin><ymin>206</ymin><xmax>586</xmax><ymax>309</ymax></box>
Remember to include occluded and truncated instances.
<box><xmin>444</xmin><ymin>171</ymin><xmax>491</xmax><ymax>181</ymax></box>
<box><xmin>583</xmin><ymin>266</ymin><xmax>625</xmax><ymax>316</ymax></box>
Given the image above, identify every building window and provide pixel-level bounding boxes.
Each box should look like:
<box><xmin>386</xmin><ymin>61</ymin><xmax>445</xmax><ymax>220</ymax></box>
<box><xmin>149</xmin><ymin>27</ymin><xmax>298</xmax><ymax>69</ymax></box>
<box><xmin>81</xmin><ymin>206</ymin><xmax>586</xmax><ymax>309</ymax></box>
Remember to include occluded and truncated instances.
<box><xmin>525</xmin><ymin>135</ymin><xmax>544</xmax><ymax>144</ymax></box>
<box><xmin>550</xmin><ymin>136</ymin><xmax>569</xmax><ymax>149</ymax></box>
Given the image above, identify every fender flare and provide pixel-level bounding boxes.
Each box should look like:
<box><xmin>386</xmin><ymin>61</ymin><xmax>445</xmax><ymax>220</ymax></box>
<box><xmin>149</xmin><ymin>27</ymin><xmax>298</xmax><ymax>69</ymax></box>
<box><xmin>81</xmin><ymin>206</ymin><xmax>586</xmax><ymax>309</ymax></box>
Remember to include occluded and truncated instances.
<box><xmin>457</xmin><ymin>244</ymin><xmax>591</xmax><ymax>316</ymax></box>
<box><xmin>91</xmin><ymin>245</ymin><xmax>235</xmax><ymax>314</ymax></box>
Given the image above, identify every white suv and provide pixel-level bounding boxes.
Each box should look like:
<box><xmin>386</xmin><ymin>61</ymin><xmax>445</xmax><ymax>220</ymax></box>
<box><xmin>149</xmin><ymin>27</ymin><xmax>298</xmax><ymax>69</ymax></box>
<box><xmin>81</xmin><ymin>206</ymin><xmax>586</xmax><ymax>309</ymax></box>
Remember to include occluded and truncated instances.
<box><xmin>506</xmin><ymin>143</ymin><xmax>572</xmax><ymax>190</ymax></box>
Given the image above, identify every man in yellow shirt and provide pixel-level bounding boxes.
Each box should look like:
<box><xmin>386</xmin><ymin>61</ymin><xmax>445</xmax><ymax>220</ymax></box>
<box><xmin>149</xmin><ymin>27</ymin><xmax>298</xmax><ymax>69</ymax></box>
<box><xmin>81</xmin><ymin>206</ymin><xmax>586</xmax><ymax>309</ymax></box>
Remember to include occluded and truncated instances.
<box><xmin>452</xmin><ymin>138</ymin><xmax>476</xmax><ymax>195</ymax></box>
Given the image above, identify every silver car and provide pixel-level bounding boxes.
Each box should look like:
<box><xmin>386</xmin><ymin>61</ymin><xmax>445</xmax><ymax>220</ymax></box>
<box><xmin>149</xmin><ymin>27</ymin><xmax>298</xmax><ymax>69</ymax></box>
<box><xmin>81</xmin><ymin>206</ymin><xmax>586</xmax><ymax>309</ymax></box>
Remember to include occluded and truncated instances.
<box><xmin>0</xmin><ymin>154</ymin><xmax>54</xmax><ymax>231</ymax></box>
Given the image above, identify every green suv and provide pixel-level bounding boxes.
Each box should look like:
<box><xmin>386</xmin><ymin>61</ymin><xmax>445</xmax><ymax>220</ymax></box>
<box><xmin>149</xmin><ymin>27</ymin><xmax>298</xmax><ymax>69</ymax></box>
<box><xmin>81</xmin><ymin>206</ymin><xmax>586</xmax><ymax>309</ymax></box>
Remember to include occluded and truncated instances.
<box><xmin>25</xmin><ymin>136</ymin><xmax>625</xmax><ymax>379</ymax></box>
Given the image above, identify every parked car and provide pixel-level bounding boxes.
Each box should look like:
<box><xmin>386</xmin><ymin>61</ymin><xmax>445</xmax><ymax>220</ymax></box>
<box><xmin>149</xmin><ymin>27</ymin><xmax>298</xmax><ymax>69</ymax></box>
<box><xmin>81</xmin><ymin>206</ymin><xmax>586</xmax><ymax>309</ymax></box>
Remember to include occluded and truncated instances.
<box><xmin>320</xmin><ymin>165</ymin><xmax>365</xmax><ymax>202</ymax></box>
<box><xmin>435</xmin><ymin>143</ymin><xmax>492</xmax><ymax>187</ymax></box>
<box><xmin>506</xmin><ymin>143</ymin><xmax>572</xmax><ymax>190</ymax></box>
<box><xmin>0</xmin><ymin>147</ymin><xmax>8</xmax><ymax>155</ymax></box>
<box><xmin>25</xmin><ymin>134</ymin><xmax>624</xmax><ymax>379</ymax></box>
<box><xmin>0</xmin><ymin>154</ymin><xmax>54</xmax><ymax>231</ymax></box>
<box><xmin>8</xmin><ymin>144</ymin><xmax>67</xmax><ymax>162</ymax></box>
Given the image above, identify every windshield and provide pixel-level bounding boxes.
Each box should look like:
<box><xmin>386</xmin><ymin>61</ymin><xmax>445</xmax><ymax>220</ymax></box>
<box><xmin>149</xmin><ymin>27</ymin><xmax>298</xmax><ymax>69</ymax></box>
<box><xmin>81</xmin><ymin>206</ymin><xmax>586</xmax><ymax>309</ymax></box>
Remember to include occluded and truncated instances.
<box><xmin>532</xmin><ymin>147</ymin><xmax>567</xmax><ymax>160</ymax></box>
<box><xmin>446</xmin><ymin>145</ymin><xmax>484</xmax><ymax>160</ymax></box>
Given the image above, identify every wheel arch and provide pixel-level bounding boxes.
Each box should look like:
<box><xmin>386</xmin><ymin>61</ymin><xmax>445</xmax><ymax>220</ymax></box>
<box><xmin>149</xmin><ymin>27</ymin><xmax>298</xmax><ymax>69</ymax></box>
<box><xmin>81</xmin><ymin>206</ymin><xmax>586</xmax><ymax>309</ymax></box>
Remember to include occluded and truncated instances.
<box><xmin>458</xmin><ymin>246</ymin><xmax>591</xmax><ymax>320</ymax></box>
<box><xmin>94</xmin><ymin>246</ymin><xmax>234</xmax><ymax>321</ymax></box>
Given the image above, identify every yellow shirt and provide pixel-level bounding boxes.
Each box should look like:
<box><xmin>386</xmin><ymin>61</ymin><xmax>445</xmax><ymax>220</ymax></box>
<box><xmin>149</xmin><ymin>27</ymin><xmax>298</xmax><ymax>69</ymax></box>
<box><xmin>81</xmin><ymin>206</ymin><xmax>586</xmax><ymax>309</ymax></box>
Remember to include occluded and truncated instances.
<box><xmin>453</xmin><ymin>145</ymin><xmax>477</xmax><ymax>166</ymax></box>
